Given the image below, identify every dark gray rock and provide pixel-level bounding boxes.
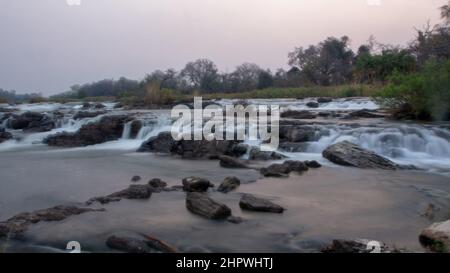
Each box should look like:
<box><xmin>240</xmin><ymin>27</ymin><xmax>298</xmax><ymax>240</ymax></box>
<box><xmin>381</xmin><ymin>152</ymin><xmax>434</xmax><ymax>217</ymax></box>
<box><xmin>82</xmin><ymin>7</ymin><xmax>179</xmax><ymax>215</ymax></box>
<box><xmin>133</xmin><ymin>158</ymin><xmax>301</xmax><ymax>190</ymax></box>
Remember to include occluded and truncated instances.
<box><xmin>419</xmin><ymin>220</ymin><xmax>450</xmax><ymax>253</ymax></box>
<box><xmin>342</xmin><ymin>109</ymin><xmax>384</xmax><ymax>119</ymax></box>
<box><xmin>106</xmin><ymin>235</ymin><xmax>153</xmax><ymax>253</ymax></box>
<box><xmin>219</xmin><ymin>155</ymin><xmax>248</xmax><ymax>169</ymax></box>
<box><xmin>239</xmin><ymin>195</ymin><xmax>284</xmax><ymax>213</ymax></box>
<box><xmin>86</xmin><ymin>184</ymin><xmax>152</xmax><ymax>205</ymax></box>
<box><xmin>279</xmin><ymin>125</ymin><xmax>317</xmax><ymax>142</ymax></box>
<box><xmin>217</xmin><ymin>176</ymin><xmax>241</xmax><ymax>193</ymax></box>
<box><xmin>131</xmin><ymin>175</ymin><xmax>141</xmax><ymax>182</ymax></box>
<box><xmin>148</xmin><ymin>178</ymin><xmax>168</xmax><ymax>189</ymax></box>
<box><xmin>260</xmin><ymin>160</ymin><xmax>308</xmax><ymax>177</ymax></box>
<box><xmin>305</xmin><ymin>160</ymin><xmax>322</xmax><ymax>168</ymax></box>
<box><xmin>306</xmin><ymin>101</ymin><xmax>319</xmax><ymax>108</ymax></box>
<box><xmin>8</xmin><ymin>112</ymin><xmax>55</xmax><ymax>132</ymax></box>
<box><xmin>322</xmin><ymin>141</ymin><xmax>398</xmax><ymax>170</ymax></box>
<box><xmin>186</xmin><ymin>192</ymin><xmax>232</xmax><ymax>220</ymax></box>
<box><xmin>281</xmin><ymin>110</ymin><xmax>316</xmax><ymax>119</ymax></box>
<box><xmin>182</xmin><ymin>177</ymin><xmax>213</xmax><ymax>192</ymax></box>
<box><xmin>248</xmin><ymin>147</ymin><xmax>287</xmax><ymax>161</ymax></box>
<box><xmin>137</xmin><ymin>131</ymin><xmax>175</xmax><ymax>153</ymax></box>
<box><xmin>0</xmin><ymin>130</ymin><xmax>12</xmax><ymax>144</ymax></box>
<box><xmin>317</xmin><ymin>97</ymin><xmax>333</xmax><ymax>103</ymax></box>
<box><xmin>73</xmin><ymin>111</ymin><xmax>106</xmax><ymax>120</ymax></box>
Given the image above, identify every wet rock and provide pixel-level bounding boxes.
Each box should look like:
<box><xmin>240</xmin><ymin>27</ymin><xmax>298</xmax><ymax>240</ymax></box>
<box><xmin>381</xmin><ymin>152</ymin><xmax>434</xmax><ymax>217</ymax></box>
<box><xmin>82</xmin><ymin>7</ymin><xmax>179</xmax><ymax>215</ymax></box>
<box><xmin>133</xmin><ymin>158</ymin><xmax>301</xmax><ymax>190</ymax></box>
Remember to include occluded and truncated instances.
<box><xmin>186</xmin><ymin>192</ymin><xmax>232</xmax><ymax>220</ymax></box>
<box><xmin>239</xmin><ymin>195</ymin><xmax>284</xmax><ymax>213</ymax></box>
<box><xmin>44</xmin><ymin>115</ymin><xmax>132</xmax><ymax>147</ymax></box>
<box><xmin>321</xmin><ymin>239</ymin><xmax>389</xmax><ymax>253</ymax></box>
<box><xmin>148</xmin><ymin>178</ymin><xmax>168</xmax><ymax>189</ymax></box>
<box><xmin>230</xmin><ymin>143</ymin><xmax>249</xmax><ymax>157</ymax></box>
<box><xmin>227</xmin><ymin>216</ymin><xmax>243</xmax><ymax>224</ymax></box>
<box><xmin>86</xmin><ymin>185</ymin><xmax>152</xmax><ymax>205</ymax></box>
<box><xmin>322</xmin><ymin>141</ymin><xmax>398</xmax><ymax>170</ymax></box>
<box><xmin>279</xmin><ymin>125</ymin><xmax>317</xmax><ymax>142</ymax></box>
<box><xmin>182</xmin><ymin>177</ymin><xmax>213</xmax><ymax>192</ymax></box>
<box><xmin>0</xmin><ymin>206</ymin><xmax>104</xmax><ymax>238</ymax></box>
<box><xmin>260</xmin><ymin>160</ymin><xmax>308</xmax><ymax>177</ymax></box>
<box><xmin>94</xmin><ymin>103</ymin><xmax>106</xmax><ymax>109</ymax></box>
<box><xmin>248</xmin><ymin>147</ymin><xmax>287</xmax><ymax>161</ymax></box>
<box><xmin>106</xmin><ymin>235</ymin><xmax>153</xmax><ymax>253</ymax></box>
<box><xmin>113</xmin><ymin>102</ymin><xmax>123</xmax><ymax>109</ymax></box>
<box><xmin>317</xmin><ymin>97</ymin><xmax>332</xmax><ymax>103</ymax></box>
<box><xmin>137</xmin><ymin>131</ymin><xmax>175</xmax><ymax>153</ymax></box>
<box><xmin>279</xmin><ymin>142</ymin><xmax>308</xmax><ymax>152</ymax></box>
<box><xmin>0</xmin><ymin>130</ymin><xmax>12</xmax><ymax>144</ymax></box>
<box><xmin>219</xmin><ymin>155</ymin><xmax>248</xmax><ymax>169</ymax></box>
<box><xmin>281</xmin><ymin>110</ymin><xmax>316</xmax><ymax>119</ymax></box>
<box><xmin>73</xmin><ymin>111</ymin><xmax>106</xmax><ymax>120</ymax></box>
<box><xmin>305</xmin><ymin>160</ymin><xmax>322</xmax><ymax>168</ymax></box>
<box><xmin>342</xmin><ymin>109</ymin><xmax>384</xmax><ymax>119</ymax></box>
<box><xmin>419</xmin><ymin>220</ymin><xmax>450</xmax><ymax>253</ymax></box>
<box><xmin>129</xmin><ymin>120</ymin><xmax>142</xmax><ymax>138</ymax></box>
<box><xmin>82</xmin><ymin>102</ymin><xmax>91</xmax><ymax>109</ymax></box>
<box><xmin>306</xmin><ymin>101</ymin><xmax>319</xmax><ymax>108</ymax></box>
<box><xmin>131</xmin><ymin>175</ymin><xmax>141</xmax><ymax>182</ymax></box>
<box><xmin>8</xmin><ymin>112</ymin><xmax>55</xmax><ymax>132</ymax></box>
<box><xmin>217</xmin><ymin>176</ymin><xmax>241</xmax><ymax>193</ymax></box>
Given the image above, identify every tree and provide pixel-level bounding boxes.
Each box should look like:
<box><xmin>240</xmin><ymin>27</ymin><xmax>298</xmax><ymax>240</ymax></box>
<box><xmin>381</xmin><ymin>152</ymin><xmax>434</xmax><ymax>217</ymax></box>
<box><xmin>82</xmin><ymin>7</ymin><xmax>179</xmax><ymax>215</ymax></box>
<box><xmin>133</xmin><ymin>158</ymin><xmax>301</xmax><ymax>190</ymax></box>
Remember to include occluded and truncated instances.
<box><xmin>229</xmin><ymin>63</ymin><xmax>263</xmax><ymax>91</ymax></box>
<box><xmin>181</xmin><ymin>59</ymin><xmax>220</xmax><ymax>93</ymax></box>
<box><xmin>441</xmin><ymin>1</ymin><xmax>450</xmax><ymax>24</ymax></box>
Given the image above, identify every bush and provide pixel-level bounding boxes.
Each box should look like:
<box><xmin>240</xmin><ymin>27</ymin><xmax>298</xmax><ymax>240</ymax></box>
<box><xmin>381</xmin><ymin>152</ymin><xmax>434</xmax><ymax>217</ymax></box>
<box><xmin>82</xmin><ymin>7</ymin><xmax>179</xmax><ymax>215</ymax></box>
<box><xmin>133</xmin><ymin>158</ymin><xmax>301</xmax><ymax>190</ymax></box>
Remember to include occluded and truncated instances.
<box><xmin>380</xmin><ymin>59</ymin><xmax>450</xmax><ymax>120</ymax></box>
<box><xmin>144</xmin><ymin>82</ymin><xmax>175</xmax><ymax>105</ymax></box>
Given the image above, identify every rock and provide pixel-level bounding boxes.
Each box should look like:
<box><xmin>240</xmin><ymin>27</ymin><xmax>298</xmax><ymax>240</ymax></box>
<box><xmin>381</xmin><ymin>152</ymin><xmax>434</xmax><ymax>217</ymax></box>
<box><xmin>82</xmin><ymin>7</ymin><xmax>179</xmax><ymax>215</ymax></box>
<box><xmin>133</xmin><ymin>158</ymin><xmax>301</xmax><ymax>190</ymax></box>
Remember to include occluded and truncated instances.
<box><xmin>217</xmin><ymin>176</ymin><xmax>241</xmax><ymax>193</ymax></box>
<box><xmin>260</xmin><ymin>160</ymin><xmax>308</xmax><ymax>177</ymax></box>
<box><xmin>342</xmin><ymin>109</ymin><xmax>384</xmax><ymax>119</ymax></box>
<box><xmin>0</xmin><ymin>130</ymin><xmax>12</xmax><ymax>144</ymax></box>
<box><xmin>8</xmin><ymin>112</ymin><xmax>55</xmax><ymax>132</ymax></box>
<box><xmin>131</xmin><ymin>175</ymin><xmax>141</xmax><ymax>182</ymax></box>
<box><xmin>318</xmin><ymin>112</ymin><xmax>331</xmax><ymax>117</ymax></box>
<box><xmin>305</xmin><ymin>160</ymin><xmax>322</xmax><ymax>168</ymax></box>
<box><xmin>419</xmin><ymin>220</ymin><xmax>450</xmax><ymax>253</ymax></box>
<box><xmin>148</xmin><ymin>178</ymin><xmax>168</xmax><ymax>189</ymax></box>
<box><xmin>186</xmin><ymin>192</ymin><xmax>232</xmax><ymax>220</ymax></box>
<box><xmin>227</xmin><ymin>216</ymin><xmax>243</xmax><ymax>224</ymax></box>
<box><xmin>129</xmin><ymin>120</ymin><xmax>142</xmax><ymax>138</ymax></box>
<box><xmin>94</xmin><ymin>103</ymin><xmax>106</xmax><ymax>109</ymax></box>
<box><xmin>73</xmin><ymin>111</ymin><xmax>106</xmax><ymax>120</ymax></box>
<box><xmin>82</xmin><ymin>102</ymin><xmax>91</xmax><ymax>109</ymax></box>
<box><xmin>113</xmin><ymin>103</ymin><xmax>123</xmax><ymax>109</ymax></box>
<box><xmin>306</xmin><ymin>101</ymin><xmax>319</xmax><ymax>108</ymax></box>
<box><xmin>321</xmin><ymin>239</ymin><xmax>389</xmax><ymax>253</ymax></box>
<box><xmin>239</xmin><ymin>195</ymin><xmax>284</xmax><ymax>213</ymax></box>
<box><xmin>219</xmin><ymin>155</ymin><xmax>248</xmax><ymax>169</ymax></box>
<box><xmin>322</xmin><ymin>141</ymin><xmax>398</xmax><ymax>170</ymax></box>
<box><xmin>278</xmin><ymin>142</ymin><xmax>308</xmax><ymax>152</ymax></box>
<box><xmin>44</xmin><ymin>115</ymin><xmax>132</xmax><ymax>147</ymax></box>
<box><xmin>279</xmin><ymin>125</ymin><xmax>317</xmax><ymax>142</ymax></box>
<box><xmin>281</xmin><ymin>110</ymin><xmax>317</xmax><ymax>119</ymax></box>
<box><xmin>106</xmin><ymin>235</ymin><xmax>153</xmax><ymax>253</ymax></box>
<box><xmin>248</xmin><ymin>147</ymin><xmax>287</xmax><ymax>161</ymax></box>
<box><xmin>317</xmin><ymin>97</ymin><xmax>332</xmax><ymax>103</ymax></box>
<box><xmin>230</xmin><ymin>143</ymin><xmax>249</xmax><ymax>157</ymax></box>
<box><xmin>137</xmin><ymin>131</ymin><xmax>176</xmax><ymax>153</ymax></box>
<box><xmin>0</xmin><ymin>206</ymin><xmax>104</xmax><ymax>238</ymax></box>
<box><xmin>182</xmin><ymin>177</ymin><xmax>213</xmax><ymax>192</ymax></box>
<box><xmin>86</xmin><ymin>184</ymin><xmax>152</xmax><ymax>205</ymax></box>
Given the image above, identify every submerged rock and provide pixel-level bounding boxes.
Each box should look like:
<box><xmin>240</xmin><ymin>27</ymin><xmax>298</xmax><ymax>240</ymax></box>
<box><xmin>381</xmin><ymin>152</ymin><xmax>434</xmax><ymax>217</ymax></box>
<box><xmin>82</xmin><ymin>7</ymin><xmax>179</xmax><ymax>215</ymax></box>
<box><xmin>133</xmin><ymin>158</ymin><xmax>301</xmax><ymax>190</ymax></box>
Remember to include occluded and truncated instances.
<box><xmin>279</xmin><ymin>125</ymin><xmax>317</xmax><ymax>143</ymax></box>
<box><xmin>0</xmin><ymin>206</ymin><xmax>104</xmax><ymax>239</ymax></box>
<box><xmin>322</xmin><ymin>141</ymin><xmax>398</xmax><ymax>170</ymax></box>
<box><xmin>248</xmin><ymin>147</ymin><xmax>287</xmax><ymax>161</ymax></box>
<box><xmin>148</xmin><ymin>178</ymin><xmax>168</xmax><ymax>191</ymax></box>
<box><xmin>219</xmin><ymin>155</ymin><xmax>248</xmax><ymax>169</ymax></box>
<box><xmin>0</xmin><ymin>130</ymin><xmax>12</xmax><ymax>143</ymax></box>
<box><xmin>44</xmin><ymin>115</ymin><xmax>133</xmax><ymax>147</ymax></box>
<box><xmin>419</xmin><ymin>220</ymin><xmax>450</xmax><ymax>253</ymax></box>
<box><xmin>321</xmin><ymin>239</ymin><xmax>389</xmax><ymax>253</ymax></box>
<box><xmin>342</xmin><ymin>109</ymin><xmax>384</xmax><ymax>119</ymax></box>
<box><xmin>182</xmin><ymin>177</ymin><xmax>213</xmax><ymax>192</ymax></box>
<box><xmin>260</xmin><ymin>160</ymin><xmax>309</xmax><ymax>177</ymax></box>
<box><xmin>217</xmin><ymin>176</ymin><xmax>241</xmax><ymax>193</ymax></box>
<box><xmin>239</xmin><ymin>195</ymin><xmax>284</xmax><ymax>213</ymax></box>
<box><xmin>306</xmin><ymin>101</ymin><xmax>319</xmax><ymax>108</ymax></box>
<box><xmin>131</xmin><ymin>175</ymin><xmax>141</xmax><ymax>182</ymax></box>
<box><xmin>281</xmin><ymin>110</ymin><xmax>316</xmax><ymax>119</ymax></box>
<box><xmin>305</xmin><ymin>160</ymin><xmax>322</xmax><ymax>168</ymax></box>
<box><xmin>137</xmin><ymin>131</ymin><xmax>175</xmax><ymax>153</ymax></box>
<box><xmin>186</xmin><ymin>192</ymin><xmax>232</xmax><ymax>220</ymax></box>
<box><xmin>86</xmin><ymin>184</ymin><xmax>152</xmax><ymax>205</ymax></box>
<box><xmin>317</xmin><ymin>97</ymin><xmax>333</xmax><ymax>103</ymax></box>
<box><xmin>106</xmin><ymin>234</ymin><xmax>179</xmax><ymax>253</ymax></box>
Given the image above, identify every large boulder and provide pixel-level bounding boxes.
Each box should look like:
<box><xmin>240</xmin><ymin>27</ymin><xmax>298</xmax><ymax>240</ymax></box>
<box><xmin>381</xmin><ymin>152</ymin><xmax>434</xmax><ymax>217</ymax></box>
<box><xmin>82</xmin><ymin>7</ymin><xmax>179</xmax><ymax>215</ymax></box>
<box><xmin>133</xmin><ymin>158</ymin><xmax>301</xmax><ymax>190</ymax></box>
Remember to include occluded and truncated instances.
<box><xmin>322</xmin><ymin>141</ymin><xmax>398</xmax><ymax>170</ymax></box>
<box><xmin>281</xmin><ymin>110</ymin><xmax>316</xmax><ymax>119</ymax></box>
<box><xmin>279</xmin><ymin>125</ymin><xmax>317</xmax><ymax>143</ymax></box>
<box><xmin>217</xmin><ymin>176</ymin><xmax>241</xmax><ymax>193</ymax></box>
<box><xmin>44</xmin><ymin>115</ymin><xmax>132</xmax><ymax>147</ymax></box>
<box><xmin>137</xmin><ymin>131</ymin><xmax>175</xmax><ymax>153</ymax></box>
<box><xmin>186</xmin><ymin>192</ymin><xmax>232</xmax><ymax>220</ymax></box>
<box><xmin>239</xmin><ymin>195</ymin><xmax>284</xmax><ymax>213</ymax></box>
<box><xmin>182</xmin><ymin>177</ymin><xmax>213</xmax><ymax>192</ymax></box>
<box><xmin>8</xmin><ymin>112</ymin><xmax>55</xmax><ymax>132</ymax></box>
<box><xmin>419</xmin><ymin>220</ymin><xmax>450</xmax><ymax>253</ymax></box>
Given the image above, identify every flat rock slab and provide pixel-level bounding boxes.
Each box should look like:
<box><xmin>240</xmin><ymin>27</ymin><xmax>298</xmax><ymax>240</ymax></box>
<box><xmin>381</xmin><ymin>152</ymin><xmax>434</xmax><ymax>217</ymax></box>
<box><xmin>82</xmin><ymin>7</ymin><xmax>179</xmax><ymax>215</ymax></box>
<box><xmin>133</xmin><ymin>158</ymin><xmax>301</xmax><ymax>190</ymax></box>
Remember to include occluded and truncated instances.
<box><xmin>239</xmin><ymin>195</ymin><xmax>284</xmax><ymax>213</ymax></box>
<box><xmin>186</xmin><ymin>192</ymin><xmax>232</xmax><ymax>220</ymax></box>
<box><xmin>322</xmin><ymin>141</ymin><xmax>398</xmax><ymax>170</ymax></box>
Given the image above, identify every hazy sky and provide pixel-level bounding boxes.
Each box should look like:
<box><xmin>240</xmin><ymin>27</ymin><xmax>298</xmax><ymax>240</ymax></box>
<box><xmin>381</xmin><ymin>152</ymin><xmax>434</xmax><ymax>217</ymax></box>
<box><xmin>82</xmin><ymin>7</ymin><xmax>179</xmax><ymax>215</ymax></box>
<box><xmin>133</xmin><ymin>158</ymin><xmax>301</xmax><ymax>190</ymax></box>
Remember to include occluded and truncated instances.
<box><xmin>0</xmin><ymin>0</ymin><xmax>447</xmax><ymax>95</ymax></box>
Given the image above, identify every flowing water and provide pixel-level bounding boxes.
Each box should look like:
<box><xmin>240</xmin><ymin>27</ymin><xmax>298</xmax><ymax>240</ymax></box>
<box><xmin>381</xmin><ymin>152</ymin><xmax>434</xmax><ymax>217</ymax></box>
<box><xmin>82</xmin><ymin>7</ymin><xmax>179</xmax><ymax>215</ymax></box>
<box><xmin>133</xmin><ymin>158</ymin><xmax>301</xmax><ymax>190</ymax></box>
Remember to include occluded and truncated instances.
<box><xmin>1</xmin><ymin>99</ymin><xmax>450</xmax><ymax>252</ymax></box>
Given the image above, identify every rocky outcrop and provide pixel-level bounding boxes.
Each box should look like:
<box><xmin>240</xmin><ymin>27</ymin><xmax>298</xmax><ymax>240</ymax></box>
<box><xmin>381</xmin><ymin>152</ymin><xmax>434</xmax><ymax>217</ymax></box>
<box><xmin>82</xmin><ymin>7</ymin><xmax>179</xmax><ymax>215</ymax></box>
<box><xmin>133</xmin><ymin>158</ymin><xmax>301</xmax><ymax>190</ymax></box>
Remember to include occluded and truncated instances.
<box><xmin>322</xmin><ymin>141</ymin><xmax>398</xmax><ymax>170</ymax></box>
<box><xmin>182</xmin><ymin>177</ymin><xmax>213</xmax><ymax>192</ymax></box>
<box><xmin>317</xmin><ymin>97</ymin><xmax>333</xmax><ymax>103</ymax></box>
<box><xmin>8</xmin><ymin>112</ymin><xmax>55</xmax><ymax>132</ymax></box>
<box><xmin>281</xmin><ymin>110</ymin><xmax>316</xmax><ymax>119</ymax></box>
<box><xmin>138</xmin><ymin>131</ymin><xmax>244</xmax><ymax>158</ymax></box>
<box><xmin>342</xmin><ymin>109</ymin><xmax>384</xmax><ymax>119</ymax></box>
<box><xmin>0</xmin><ymin>206</ymin><xmax>104</xmax><ymax>239</ymax></box>
<box><xmin>106</xmin><ymin>234</ymin><xmax>178</xmax><ymax>253</ymax></box>
<box><xmin>148</xmin><ymin>178</ymin><xmax>168</xmax><ymax>192</ymax></box>
<box><xmin>186</xmin><ymin>192</ymin><xmax>232</xmax><ymax>220</ymax></box>
<box><xmin>305</xmin><ymin>160</ymin><xmax>322</xmax><ymax>168</ymax></box>
<box><xmin>279</xmin><ymin>125</ymin><xmax>318</xmax><ymax>143</ymax></box>
<box><xmin>219</xmin><ymin>155</ymin><xmax>249</xmax><ymax>169</ymax></box>
<box><xmin>86</xmin><ymin>184</ymin><xmax>152</xmax><ymax>205</ymax></box>
<box><xmin>0</xmin><ymin>128</ymin><xmax>12</xmax><ymax>143</ymax></box>
<box><xmin>129</xmin><ymin>120</ymin><xmax>143</xmax><ymax>138</ymax></box>
<box><xmin>306</xmin><ymin>101</ymin><xmax>319</xmax><ymax>108</ymax></box>
<box><xmin>44</xmin><ymin>115</ymin><xmax>133</xmax><ymax>147</ymax></box>
<box><xmin>239</xmin><ymin>195</ymin><xmax>284</xmax><ymax>213</ymax></box>
<box><xmin>321</xmin><ymin>239</ymin><xmax>389</xmax><ymax>253</ymax></box>
<box><xmin>217</xmin><ymin>176</ymin><xmax>241</xmax><ymax>193</ymax></box>
<box><xmin>419</xmin><ymin>220</ymin><xmax>450</xmax><ymax>253</ymax></box>
<box><xmin>73</xmin><ymin>111</ymin><xmax>106</xmax><ymax>120</ymax></box>
<box><xmin>248</xmin><ymin>147</ymin><xmax>287</xmax><ymax>161</ymax></box>
<box><xmin>260</xmin><ymin>160</ymin><xmax>309</xmax><ymax>177</ymax></box>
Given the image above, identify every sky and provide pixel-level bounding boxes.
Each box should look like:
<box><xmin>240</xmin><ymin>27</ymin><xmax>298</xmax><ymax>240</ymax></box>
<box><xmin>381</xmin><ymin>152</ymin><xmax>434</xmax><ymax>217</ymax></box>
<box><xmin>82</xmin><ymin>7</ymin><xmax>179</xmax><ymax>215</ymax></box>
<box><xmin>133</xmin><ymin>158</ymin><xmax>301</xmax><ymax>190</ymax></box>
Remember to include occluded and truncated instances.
<box><xmin>0</xmin><ymin>0</ymin><xmax>447</xmax><ymax>95</ymax></box>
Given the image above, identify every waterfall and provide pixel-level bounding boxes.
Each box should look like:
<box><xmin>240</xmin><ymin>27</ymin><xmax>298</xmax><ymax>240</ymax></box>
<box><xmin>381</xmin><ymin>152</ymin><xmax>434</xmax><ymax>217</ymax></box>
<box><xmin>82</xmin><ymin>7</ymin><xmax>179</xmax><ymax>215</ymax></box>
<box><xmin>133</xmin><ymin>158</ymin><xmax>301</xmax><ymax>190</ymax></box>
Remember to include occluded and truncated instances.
<box><xmin>121</xmin><ymin>121</ymin><xmax>132</xmax><ymax>139</ymax></box>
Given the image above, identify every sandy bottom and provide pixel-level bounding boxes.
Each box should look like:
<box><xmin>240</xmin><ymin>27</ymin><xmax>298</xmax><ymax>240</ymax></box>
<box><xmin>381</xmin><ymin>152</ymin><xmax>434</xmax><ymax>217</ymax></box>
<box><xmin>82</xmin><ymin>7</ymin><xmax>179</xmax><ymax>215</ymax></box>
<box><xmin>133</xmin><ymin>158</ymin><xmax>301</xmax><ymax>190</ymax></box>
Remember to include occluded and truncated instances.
<box><xmin>1</xmin><ymin>147</ymin><xmax>450</xmax><ymax>252</ymax></box>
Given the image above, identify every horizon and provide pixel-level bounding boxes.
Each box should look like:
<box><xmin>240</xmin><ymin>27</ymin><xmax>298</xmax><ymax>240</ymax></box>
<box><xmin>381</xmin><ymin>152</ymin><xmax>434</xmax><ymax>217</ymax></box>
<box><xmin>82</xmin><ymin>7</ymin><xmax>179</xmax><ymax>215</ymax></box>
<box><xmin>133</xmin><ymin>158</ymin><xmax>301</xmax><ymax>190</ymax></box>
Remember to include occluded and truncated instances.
<box><xmin>0</xmin><ymin>0</ymin><xmax>446</xmax><ymax>95</ymax></box>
